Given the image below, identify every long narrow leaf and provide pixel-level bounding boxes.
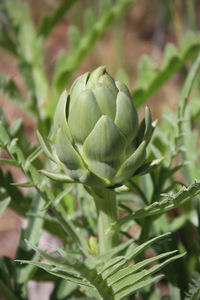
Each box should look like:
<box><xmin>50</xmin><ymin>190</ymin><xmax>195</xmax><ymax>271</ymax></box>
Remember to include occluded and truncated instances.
<box><xmin>114</xmin><ymin>275</ymin><xmax>163</xmax><ymax>300</ymax></box>
<box><xmin>179</xmin><ymin>55</ymin><xmax>200</xmax><ymax>118</ymax></box>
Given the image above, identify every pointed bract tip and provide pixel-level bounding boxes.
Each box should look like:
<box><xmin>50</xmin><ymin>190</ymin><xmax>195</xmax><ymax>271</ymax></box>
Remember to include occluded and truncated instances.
<box><xmin>152</xmin><ymin>119</ymin><xmax>158</xmax><ymax>127</ymax></box>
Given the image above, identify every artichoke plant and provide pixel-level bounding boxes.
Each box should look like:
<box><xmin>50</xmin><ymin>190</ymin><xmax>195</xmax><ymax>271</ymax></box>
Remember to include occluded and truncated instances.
<box><xmin>38</xmin><ymin>66</ymin><xmax>155</xmax><ymax>253</ymax></box>
<box><xmin>38</xmin><ymin>66</ymin><xmax>154</xmax><ymax>188</ymax></box>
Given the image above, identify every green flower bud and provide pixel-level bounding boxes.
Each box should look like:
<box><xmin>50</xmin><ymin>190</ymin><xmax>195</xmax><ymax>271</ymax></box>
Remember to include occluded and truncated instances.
<box><xmin>39</xmin><ymin>66</ymin><xmax>155</xmax><ymax>187</ymax></box>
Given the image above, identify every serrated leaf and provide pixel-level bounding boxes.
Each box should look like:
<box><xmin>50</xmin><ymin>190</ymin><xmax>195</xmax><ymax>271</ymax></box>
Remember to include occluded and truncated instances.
<box><xmin>16</xmin><ymin>233</ymin><xmax>183</xmax><ymax>300</ymax></box>
<box><xmin>112</xmin><ymin>252</ymin><xmax>184</xmax><ymax>293</ymax></box>
<box><xmin>185</xmin><ymin>272</ymin><xmax>200</xmax><ymax>300</ymax></box>
<box><xmin>16</xmin><ymin>260</ymin><xmax>88</xmax><ymax>286</ymax></box>
<box><xmin>98</xmin><ymin>233</ymin><xmax>171</xmax><ymax>278</ymax></box>
<box><xmin>107</xmin><ymin>250</ymin><xmax>178</xmax><ymax>286</ymax></box>
<box><xmin>17</xmin><ymin>251</ymin><xmax>109</xmax><ymax>299</ymax></box>
<box><xmin>118</xmin><ymin>180</ymin><xmax>200</xmax><ymax>227</ymax></box>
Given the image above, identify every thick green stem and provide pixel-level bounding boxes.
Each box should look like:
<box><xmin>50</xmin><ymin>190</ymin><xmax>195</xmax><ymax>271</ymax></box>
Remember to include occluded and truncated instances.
<box><xmin>135</xmin><ymin>217</ymin><xmax>153</xmax><ymax>264</ymax></box>
<box><xmin>139</xmin><ymin>217</ymin><xmax>152</xmax><ymax>244</ymax></box>
<box><xmin>92</xmin><ymin>188</ymin><xmax>118</xmax><ymax>254</ymax></box>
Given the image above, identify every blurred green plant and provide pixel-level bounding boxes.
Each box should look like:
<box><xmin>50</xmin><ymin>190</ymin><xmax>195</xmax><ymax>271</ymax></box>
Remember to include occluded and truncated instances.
<box><xmin>0</xmin><ymin>0</ymin><xmax>200</xmax><ymax>299</ymax></box>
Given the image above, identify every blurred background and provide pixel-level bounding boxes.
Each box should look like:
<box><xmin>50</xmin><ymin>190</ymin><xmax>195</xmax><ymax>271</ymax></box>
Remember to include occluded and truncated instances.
<box><xmin>0</xmin><ymin>0</ymin><xmax>200</xmax><ymax>298</ymax></box>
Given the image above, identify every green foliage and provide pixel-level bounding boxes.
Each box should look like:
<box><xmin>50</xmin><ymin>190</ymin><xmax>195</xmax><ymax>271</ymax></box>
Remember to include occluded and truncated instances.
<box><xmin>0</xmin><ymin>0</ymin><xmax>200</xmax><ymax>299</ymax></box>
<box><xmin>53</xmin><ymin>0</ymin><xmax>137</xmax><ymax>92</ymax></box>
<box><xmin>133</xmin><ymin>32</ymin><xmax>200</xmax><ymax>108</ymax></box>
<box><xmin>0</xmin><ymin>194</ymin><xmax>44</xmax><ymax>300</ymax></box>
<box><xmin>37</xmin><ymin>0</ymin><xmax>77</xmax><ymax>38</ymax></box>
<box><xmin>48</xmin><ymin>0</ymin><xmax>137</xmax><ymax>116</ymax></box>
<box><xmin>117</xmin><ymin>179</ymin><xmax>200</xmax><ymax>228</ymax></box>
<box><xmin>0</xmin><ymin>75</ymin><xmax>32</xmax><ymax>116</ymax></box>
<box><xmin>185</xmin><ymin>273</ymin><xmax>200</xmax><ymax>300</ymax></box>
<box><xmin>18</xmin><ymin>233</ymin><xmax>184</xmax><ymax>299</ymax></box>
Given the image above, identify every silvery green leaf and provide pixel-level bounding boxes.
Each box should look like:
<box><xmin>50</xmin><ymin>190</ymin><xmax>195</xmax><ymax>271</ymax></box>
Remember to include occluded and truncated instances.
<box><xmin>118</xmin><ymin>180</ymin><xmax>200</xmax><ymax>227</ymax></box>
<box><xmin>41</xmin><ymin>170</ymin><xmax>74</xmax><ymax>183</ymax></box>
<box><xmin>36</xmin><ymin>130</ymin><xmax>57</xmax><ymax>163</ymax></box>
<box><xmin>11</xmin><ymin>181</ymin><xmax>34</xmax><ymax>187</ymax></box>
<box><xmin>97</xmin><ymin>233</ymin><xmax>171</xmax><ymax>277</ymax></box>
<box><xmin>107</xmin><ymin>250</ymin><xmax>178</xmax><ymax>286</ymax></box>
<box><xmin>114</xmin><ymin>275</ymin><xmax>163</xmax><ymax>300</ymax></box>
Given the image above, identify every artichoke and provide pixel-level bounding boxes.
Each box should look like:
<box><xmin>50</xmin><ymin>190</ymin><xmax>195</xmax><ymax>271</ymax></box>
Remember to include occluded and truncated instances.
<box><xmin>38</xmin><ymin>66</ymin><xmax>155</xmax><ymax>187</ymax></box>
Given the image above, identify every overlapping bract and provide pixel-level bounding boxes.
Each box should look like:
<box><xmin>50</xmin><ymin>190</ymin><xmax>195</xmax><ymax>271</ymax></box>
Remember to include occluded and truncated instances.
<box><xmin>38</xmin><ymin>66</ymin><xmax>155</xmax><ymax>187</ymax></box>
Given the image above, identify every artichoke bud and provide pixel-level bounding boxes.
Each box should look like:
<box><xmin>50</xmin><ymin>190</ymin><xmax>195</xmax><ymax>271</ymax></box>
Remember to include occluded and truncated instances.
<box><xmin>46</xmin><ymin>66</ymin><xmax>154</xmax><ymax>187</ymax></box>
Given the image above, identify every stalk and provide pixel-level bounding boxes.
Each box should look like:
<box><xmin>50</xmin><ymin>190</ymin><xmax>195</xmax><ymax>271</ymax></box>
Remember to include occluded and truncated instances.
<box><xmin>92</xmin><ymin>188</ymin><xmax>118</xmax><ymax>254</ymax></box>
